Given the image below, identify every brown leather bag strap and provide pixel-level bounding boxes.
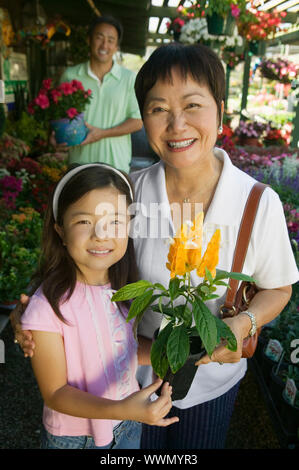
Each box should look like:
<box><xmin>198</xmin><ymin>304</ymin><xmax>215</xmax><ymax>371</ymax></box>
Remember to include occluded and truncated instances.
<box><xmin>224</xmin><ymin>182</ymin><xmax>267</xmax><ymax>309</ymax></box>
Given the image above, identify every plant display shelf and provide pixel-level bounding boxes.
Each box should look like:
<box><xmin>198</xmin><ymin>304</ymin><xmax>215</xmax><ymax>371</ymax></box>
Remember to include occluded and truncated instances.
<box><xmin>249</xmin><ymin>357</ymin><xmax>298</xmax><ymax>449</ymax></box>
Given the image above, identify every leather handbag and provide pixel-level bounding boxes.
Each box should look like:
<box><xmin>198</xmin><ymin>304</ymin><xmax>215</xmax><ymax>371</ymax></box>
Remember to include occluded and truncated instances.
<box><xmin>220</xmin><ymin>182</ymin><xmax>267</xmax><ymax>358</ymax></box>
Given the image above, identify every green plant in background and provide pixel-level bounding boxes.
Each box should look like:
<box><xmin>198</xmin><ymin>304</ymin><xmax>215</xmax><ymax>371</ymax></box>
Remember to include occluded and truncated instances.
<box><xmin>5</xmin><ymin>112</ymin><xmax>48</xmax><ymax>150</ymax></box>
<box><xmin>0</xmin><ymin>207</ymin><xmax>43</xmax><ymax>303</ymax></box>
<box><xmin>66</xmin><ymin>25</ymin><xmax>89</xmax><ymax>65</ymax></box>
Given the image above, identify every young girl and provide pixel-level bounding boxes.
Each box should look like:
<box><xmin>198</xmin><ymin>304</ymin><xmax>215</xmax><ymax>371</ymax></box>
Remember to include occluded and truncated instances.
<box><xmin>21</xmin><ymin>163</ymin><xmax>178</xmax><ymax>450</ymax></box>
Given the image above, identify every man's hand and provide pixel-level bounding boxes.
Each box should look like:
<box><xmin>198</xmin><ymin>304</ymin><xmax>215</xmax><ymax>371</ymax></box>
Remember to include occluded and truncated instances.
<box><xmin>80</xmin><ymin>123</ymin><xmax>106</xmax><ymax>145</ymax></box>
<box><xmin>49</xmin><ymin>131</ymin><xmax>69</xmax><ymax>152</ymax></box>
<box><xmin>10</xmin><ymin>294</ymin><xmax>35</xmax><ymax>358</ymax></box>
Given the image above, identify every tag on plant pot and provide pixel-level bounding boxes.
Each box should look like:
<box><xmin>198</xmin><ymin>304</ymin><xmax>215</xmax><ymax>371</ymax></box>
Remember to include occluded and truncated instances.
<box><xmin>283</xmin><ymin>377</ymin><xmax>297</xmax><ymax>406</ymax></box>
<box><xmin>265</xmin><ymin>339</ymin><xmax>283</xmax><ymax>362</ymax></box>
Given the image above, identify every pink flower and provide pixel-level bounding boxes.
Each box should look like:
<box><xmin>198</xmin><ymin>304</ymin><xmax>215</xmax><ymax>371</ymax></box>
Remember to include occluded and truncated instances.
<box><xmin>51</xmin><ymin>89</ymin><xmax>62</xmax><ymax>104</ymax></box>
<box><xmin>42</xmin><ymin>78</ymin><xmax>53</xmax><ymax>90</ymax></box>
<box><xmin>66</xmin><ymin>107</ymin><xmax>78</xmax><ymax>119</ymax></box>
<box><xmin>70</xmin><ymin>79</ymin><xmax>84</xmax><ymax>91</ymax></box>
<box><xmin>35</xmin><ymin>93</ymin><xmax>50</xmax><ymax>109</ymax></box>
<box><xmin>230</xmin><ymin>4</ymin><xmax>240</xmax><ymax>18</ymax></box>
<box><xmin>28</xmin><ymin>102</ymin><xmax>35</xmax><ymax>115</ymax></box>
<box><xmin>59</xmin><ymin>82</ymin><xmax>74</xmax><ymax>96</ymax></box>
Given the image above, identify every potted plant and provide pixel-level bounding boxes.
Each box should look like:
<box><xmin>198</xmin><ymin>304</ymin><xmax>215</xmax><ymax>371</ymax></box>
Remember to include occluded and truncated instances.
<box><xmin>0</xmin><ymin>207</ymin><xmax>43</xmax><ymax>305</ymax></box>
<box><xmin>205</xmin><ymin>1</ymin><xmax>245</xmax><ymax>35</ymax></box>
<box><xmin>28</xmin><ymin>78</ymin><xmax>92</xmax><ymax>146</ymax></box>
<box><xmin>234</xmin><ymin>120</ymin><xmax>270</xmax><ymax>146</ymax></box>
<box><xmin>237</xmin><ymin>8</ymin><xmax>287</xmax><ymax>55</ymax></box>
<box><xmin>259</xmin><ymin>58</ymin><xmax>299</xmax><ymax>85</ymax></box>
<box><xmin>112</xmin><ymin>212</ymin><xmax>254</xmax><ymax>400</ymax></box>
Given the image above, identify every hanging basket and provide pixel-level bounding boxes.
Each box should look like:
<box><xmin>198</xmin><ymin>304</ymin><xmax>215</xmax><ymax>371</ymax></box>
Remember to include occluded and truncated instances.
<box><xmin>207</xmin><ymin>13</ymin><xmax>225</xmax><ymax>36</ymax></box>
<box><xmin>249</xmin><ymin>41</ymin><xmax>259</xmax><ymax>55</ymax></box>
<box><xmin>50</xmin><ymin>112</ymin><xmax>88</xmax><ymax>147</ymax></box>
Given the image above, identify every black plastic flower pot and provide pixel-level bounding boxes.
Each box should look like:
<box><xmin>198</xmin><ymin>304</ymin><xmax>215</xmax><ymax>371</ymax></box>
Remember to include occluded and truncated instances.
<box><xmin>206</xmin><ymin>13</ymin><xmax>225</xmax><ymax>35</ymax></box>
<box><xmin>155</xmin><ymin>334</ymin><xmax>206</xmax><ymax>401</ymax></box>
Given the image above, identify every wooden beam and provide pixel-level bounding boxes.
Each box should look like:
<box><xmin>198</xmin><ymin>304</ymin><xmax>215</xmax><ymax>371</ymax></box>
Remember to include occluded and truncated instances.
<box><xmin>268</xmin><ymin>29</ymin><xmax>299</xmax><ymax>46</ymax></box>
<box><xmin>148</xmin><ymin>6</ymin><xmax>177</xmax><ymax>19</ymax></box>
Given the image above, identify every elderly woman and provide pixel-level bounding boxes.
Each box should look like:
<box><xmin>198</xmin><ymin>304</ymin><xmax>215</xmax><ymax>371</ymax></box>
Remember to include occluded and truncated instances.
<box><xmin>12</xmin><ymin>43</ymin><xmax>298</xmax><ymax>449</ymax></box>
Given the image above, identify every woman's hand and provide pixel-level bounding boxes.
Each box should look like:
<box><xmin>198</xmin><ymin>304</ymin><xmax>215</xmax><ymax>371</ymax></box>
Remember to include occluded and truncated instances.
<box><xmin>121</xmin><ymin>379</ymin><xmax>179</xmax><ymax>427</ymax></box>
<box><xmin>9</xmin><ymin>294</ymin><xmax>35</xmax><ymax>358</ymax></box>
<box><xmin>195</xmin><ymin>314</ymin><xmax>251</xmax><ymax>366</ymax></box>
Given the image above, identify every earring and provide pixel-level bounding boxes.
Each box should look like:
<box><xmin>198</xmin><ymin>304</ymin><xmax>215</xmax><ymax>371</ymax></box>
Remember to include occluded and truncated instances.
<box><xmin>218</xmin><ymin>125</ymin><xmax>223</xmax><ymax>134</ymax></box>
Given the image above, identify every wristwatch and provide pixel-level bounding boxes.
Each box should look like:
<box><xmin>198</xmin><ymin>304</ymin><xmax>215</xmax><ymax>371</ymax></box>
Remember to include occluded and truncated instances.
<box><xmin>242</xmin><ymin>311</ymin><xmax>257</xmax><ymax>337</ymax></box>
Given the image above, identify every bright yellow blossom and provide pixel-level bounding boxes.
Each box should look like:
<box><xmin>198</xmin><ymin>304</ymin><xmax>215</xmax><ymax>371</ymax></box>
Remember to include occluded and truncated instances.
<box><xmin>166</xmin><ymin>212</ymin><xmax>220</xmax><ymax>279</ymax></box>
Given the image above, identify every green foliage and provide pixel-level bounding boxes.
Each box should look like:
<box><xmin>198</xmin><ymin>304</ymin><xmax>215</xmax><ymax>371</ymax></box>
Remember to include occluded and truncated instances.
<box><xmin>5</xmin><ymin>112</ymin><xmax>48</xmax><ymax>149</ymax></box>
<box><xmin>0</xmin><ymin>208</ymin><xmax>43</xmax><ymax>302</ymax></box>
<box><xmin>112</xmin><ymin>269</ymin><xmax>254</xmax><ymax>377</ymax></box>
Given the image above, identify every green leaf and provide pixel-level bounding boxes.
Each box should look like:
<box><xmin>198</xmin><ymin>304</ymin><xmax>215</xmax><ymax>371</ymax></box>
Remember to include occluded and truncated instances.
<box><xmin>111</xmin><ymin>280</ymin><xmax>153</xmax><ymax>301</ymax></box>
<box><xmin>205</xmin><ymin>267</ymin><xmax>214</xmax><ymax>283</ymax></box>
<box><xmin>193</xmin><ymin>297</ymin><xmax>218</xmax><ymax>357</ymax></box>
<box><xmin>151</xmin><ymin>323</ymin><xmax>173</xmax><ymax>378</ymax></box>
<box><xmin>173</xmin><ymin>304</ymin><xmax>192</xmax><ymax>328</ymax></box>
<box><xmin>166</xmin><ymin>324</ymin><xmax>190</xmax><ymax>374</ymax></box>
<box><xmin>152</xmin><ymin>305</ymin><xmax>174</xmax><ymax>317</ymax></box>
<box><xmin>126</xmin><ymin>289</ymin><xmax>154</xmax><ymax>322</ymax></box>
<box><xmin>154</xmin><ymin>283</ymin><xmax>167</xmax><ymax>291</ymax></box>
<box><xmin>199</xmin><ymin>285</ymin><xmax>211</xmax><ymax>294</ymax></box>
<box><xmin>214</xmin><ymin>316</ymin><xmax>237</xmax><ymax>352</ymax></box>
<box><xmin>215</xmin><ymin>270</ymin><xmax>255</xmax><ymax>283</ymax></box>
<box><xmin>169</xmin><ymin>277</ymin><xmax>181</xmax><ymax>300</ymax></box>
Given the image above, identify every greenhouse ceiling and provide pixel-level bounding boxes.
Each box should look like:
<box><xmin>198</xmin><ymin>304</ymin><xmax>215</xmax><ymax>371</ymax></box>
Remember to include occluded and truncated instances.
<box><xmin>2</xmin><ymin>0</ymin><xmax>299</xmax><ymax>55</ymax></box>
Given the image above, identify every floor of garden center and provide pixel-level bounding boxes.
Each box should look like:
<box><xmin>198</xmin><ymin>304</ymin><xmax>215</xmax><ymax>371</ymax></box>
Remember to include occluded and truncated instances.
<box><xmin>0</xmin><ymin>319</ymin><xmax>282</xmax><ymax>450</ymax></box>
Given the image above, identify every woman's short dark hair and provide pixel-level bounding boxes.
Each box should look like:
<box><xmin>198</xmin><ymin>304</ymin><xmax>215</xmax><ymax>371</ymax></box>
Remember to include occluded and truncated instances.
<box><xmin>135</xmin><ymin>42</ymin><xmax>225</xmax><ymax>124</ymax></box>
<box><xmin>88</xmin><ymin>15</ymin><xmax>123</xmax><ymax>44</ymax></box>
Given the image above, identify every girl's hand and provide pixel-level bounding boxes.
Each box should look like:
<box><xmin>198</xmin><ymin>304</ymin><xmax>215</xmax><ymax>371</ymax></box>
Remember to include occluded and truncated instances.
<box><xmin>195</xmin><ymin>314</ymin><xmax>252</xmax><ymax>366</ymax></box>
<box><xmin>122</xmin><ymin>379</ymin><xmax>179</xmax><ymax>427</ymax></box>
<box><xmin>10</xmin><ymin>294</ymin><xmax>35</xmax><ymax>358</ymax></box>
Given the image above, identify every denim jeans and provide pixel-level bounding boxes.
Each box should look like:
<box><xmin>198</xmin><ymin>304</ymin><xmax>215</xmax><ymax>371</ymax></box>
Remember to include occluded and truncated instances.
<box><xmin>41</xmin><ymin>420</ymin><xmax>142</xmax><ymax>449</ymax></box>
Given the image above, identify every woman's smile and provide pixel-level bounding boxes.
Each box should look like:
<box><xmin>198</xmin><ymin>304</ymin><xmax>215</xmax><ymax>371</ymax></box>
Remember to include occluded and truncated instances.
<box><xmin>167</xmin><ymin>138</ymin><xmax>197</xmax><ymax>151</ymax></box>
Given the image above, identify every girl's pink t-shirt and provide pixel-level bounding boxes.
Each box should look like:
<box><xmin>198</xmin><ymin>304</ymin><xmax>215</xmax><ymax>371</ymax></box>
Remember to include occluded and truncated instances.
<box><xmin>21</xmin><ymin>282</ymin><xmax>139</xmax><ymax>446</ymax></box>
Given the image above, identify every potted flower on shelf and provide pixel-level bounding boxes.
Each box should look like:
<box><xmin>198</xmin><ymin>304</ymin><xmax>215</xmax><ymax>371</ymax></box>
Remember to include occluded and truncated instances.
<box><xmin>259</xmin><ymin>58</ymin><xmax>299</xmax><ymax>85</ymax></box>
<box><xmin>111</xmin><ymin>212</ymin><xmax>254</xmax><ymax>400</ymax></box>
<box><xmin>205</xmin><ymin>0</ymin><xmax>246</xmax><ymax>35</ymax></box>
<box><xmin>234</xmin><ymin>120</ymin><xmax>270</xmax><ymax>147</ymax></box>
<box><xmin>28</xmin><ymin>78</ymin><xmax>92</xmax><ymax>146</ymax></box>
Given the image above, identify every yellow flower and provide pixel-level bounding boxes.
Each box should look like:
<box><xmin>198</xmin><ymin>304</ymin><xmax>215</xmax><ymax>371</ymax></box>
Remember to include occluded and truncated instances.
<box><xmin>166</xmin><ymin>212</ymin><xmax>221</xmax><ymax>279</ymax></box>
<box><xmin>196</xmin><ymin>229</ymin><xmax>221</xmax><ymax>279</ymax></box>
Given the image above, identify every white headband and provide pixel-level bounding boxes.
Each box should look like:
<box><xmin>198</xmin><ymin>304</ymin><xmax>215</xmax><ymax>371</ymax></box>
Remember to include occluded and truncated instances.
<box><xmin>52</xmin><ymin>163</ymin><xmax>134</xmax><ymax>221</ymax></box>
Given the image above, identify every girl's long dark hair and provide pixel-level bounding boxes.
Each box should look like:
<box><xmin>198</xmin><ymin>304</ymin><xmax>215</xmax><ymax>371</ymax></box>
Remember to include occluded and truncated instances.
<box><xmin>31</xmin><ymin>165</ymin><xmax>138</xmax><ymax>323</ymax></box>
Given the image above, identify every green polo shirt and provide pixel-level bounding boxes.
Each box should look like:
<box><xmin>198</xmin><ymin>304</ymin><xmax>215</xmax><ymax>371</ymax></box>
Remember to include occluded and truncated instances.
<box><xmin>60</xmin><ymin>61</ymin><xmax>141</xmax><ymax>173</ymax></box>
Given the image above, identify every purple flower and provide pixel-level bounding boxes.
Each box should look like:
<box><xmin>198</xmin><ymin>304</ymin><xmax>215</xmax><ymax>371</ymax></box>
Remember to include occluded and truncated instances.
<box><xmin>0</xmin><ymin>175</ymin><xmax>23</xmax><ymax>192</ymax></box>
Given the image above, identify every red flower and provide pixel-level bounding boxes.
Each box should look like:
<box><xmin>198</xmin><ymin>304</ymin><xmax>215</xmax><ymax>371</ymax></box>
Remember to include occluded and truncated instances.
<box><xmin>70</xmin><ymin>79</ymin><xmax>84</xmax><ymax>91</ymax></box>
<box><xmin>51</xmin><ymin>89</ymin><xmax>62</xmax><ymax>104</ymax></box>
<box><xmin>42</xmin><ymin>78</ymin><xmax>53</xmax><ymax>90</ymax></box>
<box><xmin>66</xmin><ymin>107</ymin><xmax>78</xmax><ymax>119</ymax></box>
<box><xmin>59</xmin><ymin>82</ymin><xmax>74</xmax><ymax>96</ymax></box>
<box><xmin>35</xmin><ymin>93</ymin><xmax>50</xmax><ymax>109</ymax></box>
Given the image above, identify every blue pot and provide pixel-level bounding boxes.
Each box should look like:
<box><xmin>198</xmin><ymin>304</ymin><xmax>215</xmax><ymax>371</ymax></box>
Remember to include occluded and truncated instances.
<box><xmin>50</xmin><ymin>112</ymin><xmax>88</xmax><ymax>146</ymax></box>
